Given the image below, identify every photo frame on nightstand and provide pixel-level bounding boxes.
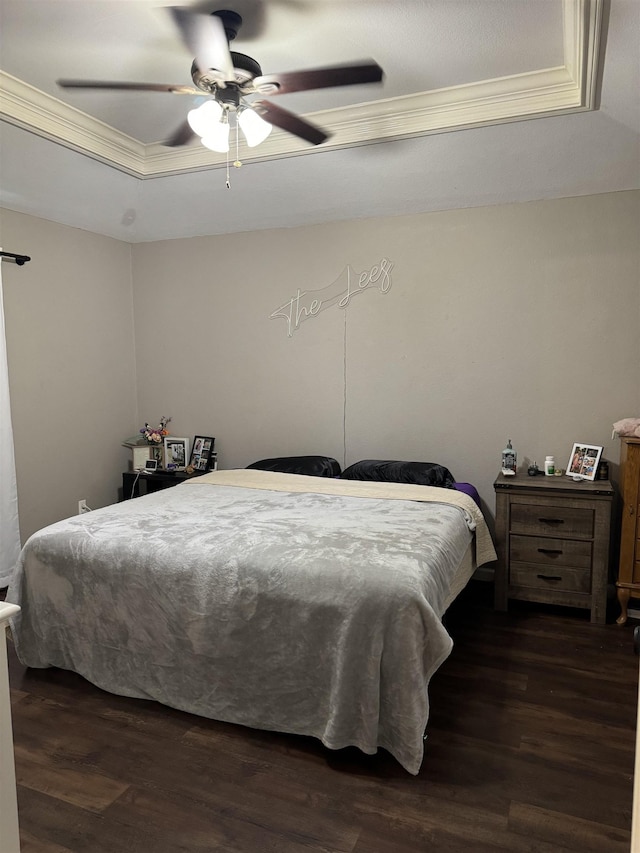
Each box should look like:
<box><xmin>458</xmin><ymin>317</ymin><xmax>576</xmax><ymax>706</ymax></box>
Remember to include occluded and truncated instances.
<box><xmin>566</xmin><ymin>442</ymin><xmax>603</xmax><ymax>481</ymax></box>
<box><xmin>163</xmin><ymin>437</ymin><xmax>189</xmax><ymax>471</ymax></box>
<box><xmin>189</xmin><ymin>435</ymin><xmax>216</xmax><ymax>471</ymax></box>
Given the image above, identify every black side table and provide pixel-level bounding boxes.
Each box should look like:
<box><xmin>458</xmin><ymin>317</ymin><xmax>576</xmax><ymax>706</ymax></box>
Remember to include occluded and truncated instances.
<box><xmin>122</xmin><ymin>470</ymin><xmax>206</xmax><ymax>500</ymax></box>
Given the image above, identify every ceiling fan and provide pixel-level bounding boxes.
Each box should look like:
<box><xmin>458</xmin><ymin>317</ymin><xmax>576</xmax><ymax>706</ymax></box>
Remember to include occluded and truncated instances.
<box><xmin>57</xmin><ymin>6</ymin><xmax>384</xmax><ymax>153</ymax></box>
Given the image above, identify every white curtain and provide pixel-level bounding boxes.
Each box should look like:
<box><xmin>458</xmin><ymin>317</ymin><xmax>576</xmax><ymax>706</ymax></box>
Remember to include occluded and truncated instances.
<box><xmin>0</xmin><ymin>255</ymin><xmax>21</xmax><ymax>588</ymax></box>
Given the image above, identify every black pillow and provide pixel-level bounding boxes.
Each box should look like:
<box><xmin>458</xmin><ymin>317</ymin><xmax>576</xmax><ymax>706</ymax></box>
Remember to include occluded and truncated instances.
<box><xmin>246</xmin><ymin>455</ymin><xmax>342</xmax><ymax>478</ymax></box>
<box><xmin>340</xmin><ymin>459</ymin><xmax>455</xmax><ymax>488</ymax></box>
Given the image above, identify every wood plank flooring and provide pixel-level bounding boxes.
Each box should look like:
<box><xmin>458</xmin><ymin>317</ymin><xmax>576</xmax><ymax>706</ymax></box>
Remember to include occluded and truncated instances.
<box><xmin>4</xmin><ymin>582</ymin><xmax>638</xmax><ymax>852</ymax></box>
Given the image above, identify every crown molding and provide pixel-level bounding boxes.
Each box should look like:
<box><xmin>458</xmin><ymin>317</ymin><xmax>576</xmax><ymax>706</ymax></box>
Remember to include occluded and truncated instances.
<box><xmin>0</xmin><ymin>73</ymin><xmax>147</xmax><ymax>176</ymax></box>
<box><xmin>0</xmin><ymin>0</ymin><xmax>603</xmax><ymax>179</ymax></box>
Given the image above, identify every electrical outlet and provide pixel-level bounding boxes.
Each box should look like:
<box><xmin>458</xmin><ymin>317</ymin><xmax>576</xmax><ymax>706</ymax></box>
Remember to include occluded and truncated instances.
<box><xmin>78</xmin><ymin>499</ymin><xmax>90</xmax><ymax>515</ymax></box>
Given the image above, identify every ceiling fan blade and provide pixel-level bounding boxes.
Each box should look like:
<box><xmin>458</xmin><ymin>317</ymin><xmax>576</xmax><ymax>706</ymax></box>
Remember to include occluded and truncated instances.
<box><xmin>254</xmin><ymin>61</ymin><xmax>383</xmax><ymax>96</ymax></box>
<box><xmin>168</xmin><ymin>7</ymin><xmax>234</xmax><ymax>80</ymax></box>
<box><xmin>57</xmin><ymin>80</ymin><xmax>199</xmax><ymax>95</ymax></box>
<box><xmin>164</xmin><ymin>119</ymin><xmax>196</xmax><ymax>148</ymax></box>
<box><xmin>252</xmin><ymin>100</ymin><xmax>329</xmax><ymax>146</ymax></box>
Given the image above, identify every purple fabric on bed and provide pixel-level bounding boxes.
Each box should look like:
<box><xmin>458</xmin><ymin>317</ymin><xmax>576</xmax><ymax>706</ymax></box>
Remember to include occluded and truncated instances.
<box><xmin>454</xmin><ymin>482</ymin><xmax>481</xmax><ymax>508</ymax></box>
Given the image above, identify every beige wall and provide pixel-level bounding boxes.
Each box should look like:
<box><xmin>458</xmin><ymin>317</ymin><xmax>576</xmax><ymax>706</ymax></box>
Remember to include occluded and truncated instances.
<box><xmin>0</xmin><ymin>209</ymin><xmax>137</xmax><ymax>541</ymax></box>
<box><xmin>132</xmin><ymin>190</ymin><xmax>640</xmax><ymax>514</ymax></box>
<box><xmin>2</xmin><ymin>190</ymin><xmax>638</xmax><ymax>544</ymax></box>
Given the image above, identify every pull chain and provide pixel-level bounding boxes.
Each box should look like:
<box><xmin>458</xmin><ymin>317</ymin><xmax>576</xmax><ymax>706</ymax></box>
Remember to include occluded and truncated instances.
<box><xmin>225</xmin><ymin>113</ymin><xmax>242</xmax><ymax>188</ymax></box>
<box><xmin>234</xmin><ymin>115</ymin><xmax>242</xmax><ymax>170</ymax></box>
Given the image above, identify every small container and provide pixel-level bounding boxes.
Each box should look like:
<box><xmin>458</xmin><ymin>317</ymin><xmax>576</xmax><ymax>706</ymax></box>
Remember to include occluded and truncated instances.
<box><xmin>544</xmin><ymin>456</ymin><xmax>555</xmax><ymax>476</ymax></box>
<box><xmin>502</xmin><ymin>439</ymin><xmax>517</xmax><ymax>474</ymax></box>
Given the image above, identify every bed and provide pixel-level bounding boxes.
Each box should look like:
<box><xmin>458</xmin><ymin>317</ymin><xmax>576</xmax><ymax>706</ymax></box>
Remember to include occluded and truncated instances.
<box><xmin>6</xmin><ymin>463</ymin><xmax>496</xmax><ymax>775</ymax></box>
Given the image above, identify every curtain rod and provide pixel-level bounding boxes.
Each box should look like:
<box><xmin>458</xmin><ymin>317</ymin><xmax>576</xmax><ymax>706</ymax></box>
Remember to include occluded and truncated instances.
<box><xmin>0</xmin><ymin>251</ymin><xmax>31</xmax><ymax>266</ymax></box>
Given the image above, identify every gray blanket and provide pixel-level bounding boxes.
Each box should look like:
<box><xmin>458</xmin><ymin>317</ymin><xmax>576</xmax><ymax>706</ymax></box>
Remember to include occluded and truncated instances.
<box><xmin>7</xmin><ymin>472</ymin><xmax>495</xmax><ymax>774</ymax></box>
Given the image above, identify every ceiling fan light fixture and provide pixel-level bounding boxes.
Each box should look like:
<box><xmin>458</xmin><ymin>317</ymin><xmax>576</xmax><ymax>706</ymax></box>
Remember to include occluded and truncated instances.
<box><xmin>201</xmin><ymin>118</ymin><xmax>230</xmax><ymax>153</ymax></box>
<box><xmin>187</xmin><ymin>100</ymin><xmax>223</xmax><ymax>137</ymax></box>
<box><xmin>238</xmin><ymin>107</ymin><xmax>273</xmax><ymax>147</ymax></box>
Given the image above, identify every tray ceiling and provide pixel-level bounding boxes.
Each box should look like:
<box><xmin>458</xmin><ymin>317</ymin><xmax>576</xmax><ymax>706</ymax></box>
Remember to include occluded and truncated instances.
<box><xmin>0</xmin><ymin>0</ymin><xmax>638</xmax><ymax>242</ymax></box>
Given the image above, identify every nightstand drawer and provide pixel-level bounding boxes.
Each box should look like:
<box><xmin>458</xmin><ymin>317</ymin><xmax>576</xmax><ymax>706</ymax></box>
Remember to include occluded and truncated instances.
<box><xmin>510</xmin><ymin>504</ymin><xmax>594</xmax><ymax>538</ymax></box>
<box><xmin>509</xmin><ymin>535</ymin><xmax>592</xmax><ymax>569</ymax></box>
<box><xmin>510</xmin><ymin>563</ymin><xmax>591</xmax><ymax>593</ymax></box>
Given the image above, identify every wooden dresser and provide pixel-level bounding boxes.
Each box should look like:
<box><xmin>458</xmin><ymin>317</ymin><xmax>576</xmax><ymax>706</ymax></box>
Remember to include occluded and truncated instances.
<box><xmin>616</xmin><ymin>437</ymin><xmax>640</xmax><ymax>625</ymax></box>
<box><xmin>494</xmin><ymin>472</ymin><xmax>613</xmax><ymax>624</ymax></box>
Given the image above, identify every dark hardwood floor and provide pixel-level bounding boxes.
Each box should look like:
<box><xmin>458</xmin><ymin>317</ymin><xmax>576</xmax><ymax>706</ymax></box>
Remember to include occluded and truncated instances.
<box><xmin>5</xmin><ymin>582</ymin><xmax>638</xmax><ymax>853</ymax></box>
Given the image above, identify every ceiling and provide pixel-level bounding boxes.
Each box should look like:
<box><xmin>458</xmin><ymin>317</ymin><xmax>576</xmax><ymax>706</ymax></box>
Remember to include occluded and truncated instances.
<box><xmin>0</xmin><ymin>0</ymin><xmax>638</xmax><ymax>244</ymax></box>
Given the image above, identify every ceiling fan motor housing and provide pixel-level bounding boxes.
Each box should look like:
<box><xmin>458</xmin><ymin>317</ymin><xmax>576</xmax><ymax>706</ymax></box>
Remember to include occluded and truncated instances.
<box><xmin>191</xmin><ymin>51</ymin><xmax>263</xmax><ymax>94</ymax></box>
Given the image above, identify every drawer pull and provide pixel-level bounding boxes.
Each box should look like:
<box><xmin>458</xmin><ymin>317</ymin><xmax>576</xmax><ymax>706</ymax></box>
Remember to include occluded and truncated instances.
<box><xmin>537</xmin><ymin>548</ymin><xmax>563</xmax><ymax>556</ymax></box>
<box><xmin>537</xmin><ymin>573</ymin><xmax>563</xmax><ymax>581</ymax></box>
<box><xmin>539</xmin><ymin>517</ymin><xmax>564</xmax><ymax>525</ymax></box>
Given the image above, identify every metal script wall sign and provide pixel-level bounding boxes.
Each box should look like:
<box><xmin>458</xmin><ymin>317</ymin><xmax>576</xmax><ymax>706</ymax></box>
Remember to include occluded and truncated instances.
<box><xmin>270</xmin><ymin>258</ymin><xmax>394</xmax><ymax>337</ymax></box>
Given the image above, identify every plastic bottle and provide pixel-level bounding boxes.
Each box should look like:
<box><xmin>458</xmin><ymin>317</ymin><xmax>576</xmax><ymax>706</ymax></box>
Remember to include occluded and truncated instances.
<box><xmin>502</xmin><ymin>439</ymin><xmax>517</xmax><ymax>474</ymax></box>
<box><xmin>544</xmin><ymin>455</ymin><xmax>555</xmax><ymax>476</ymax></box>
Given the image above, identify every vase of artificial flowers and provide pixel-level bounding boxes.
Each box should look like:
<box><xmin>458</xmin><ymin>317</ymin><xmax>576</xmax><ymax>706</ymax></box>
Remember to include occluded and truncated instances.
<box><xmin>140</xmin><ymin>417</ymin><xmax>171</xmax><ymax>467</ymax></box>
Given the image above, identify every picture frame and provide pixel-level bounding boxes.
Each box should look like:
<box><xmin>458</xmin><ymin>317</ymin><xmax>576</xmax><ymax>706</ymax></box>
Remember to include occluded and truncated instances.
<box><xmin>566</xmin><ymin>442</ymin><xmax>603</xmax><ymax>481</ymax></box>
<box><xmin>163</xmin><ymin>436</ymin><xmax>190</xmax><ymax>471</ymax></box>
<box><xmin>132</xmin><ymin>445</ymin><xmax>151</xmax><ymax>471</ymax></box>
<box><xmin>189</xmin><ymin>435</ymin><xmax>216</xmax><ymax>472</ymax></box>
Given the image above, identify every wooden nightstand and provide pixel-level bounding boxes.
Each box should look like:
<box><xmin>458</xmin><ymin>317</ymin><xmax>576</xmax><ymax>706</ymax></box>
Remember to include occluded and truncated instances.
<box><xmin>494</xmin><ymin>472</ymin><xmax>613</xmax><ymax>624</ymax></box>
